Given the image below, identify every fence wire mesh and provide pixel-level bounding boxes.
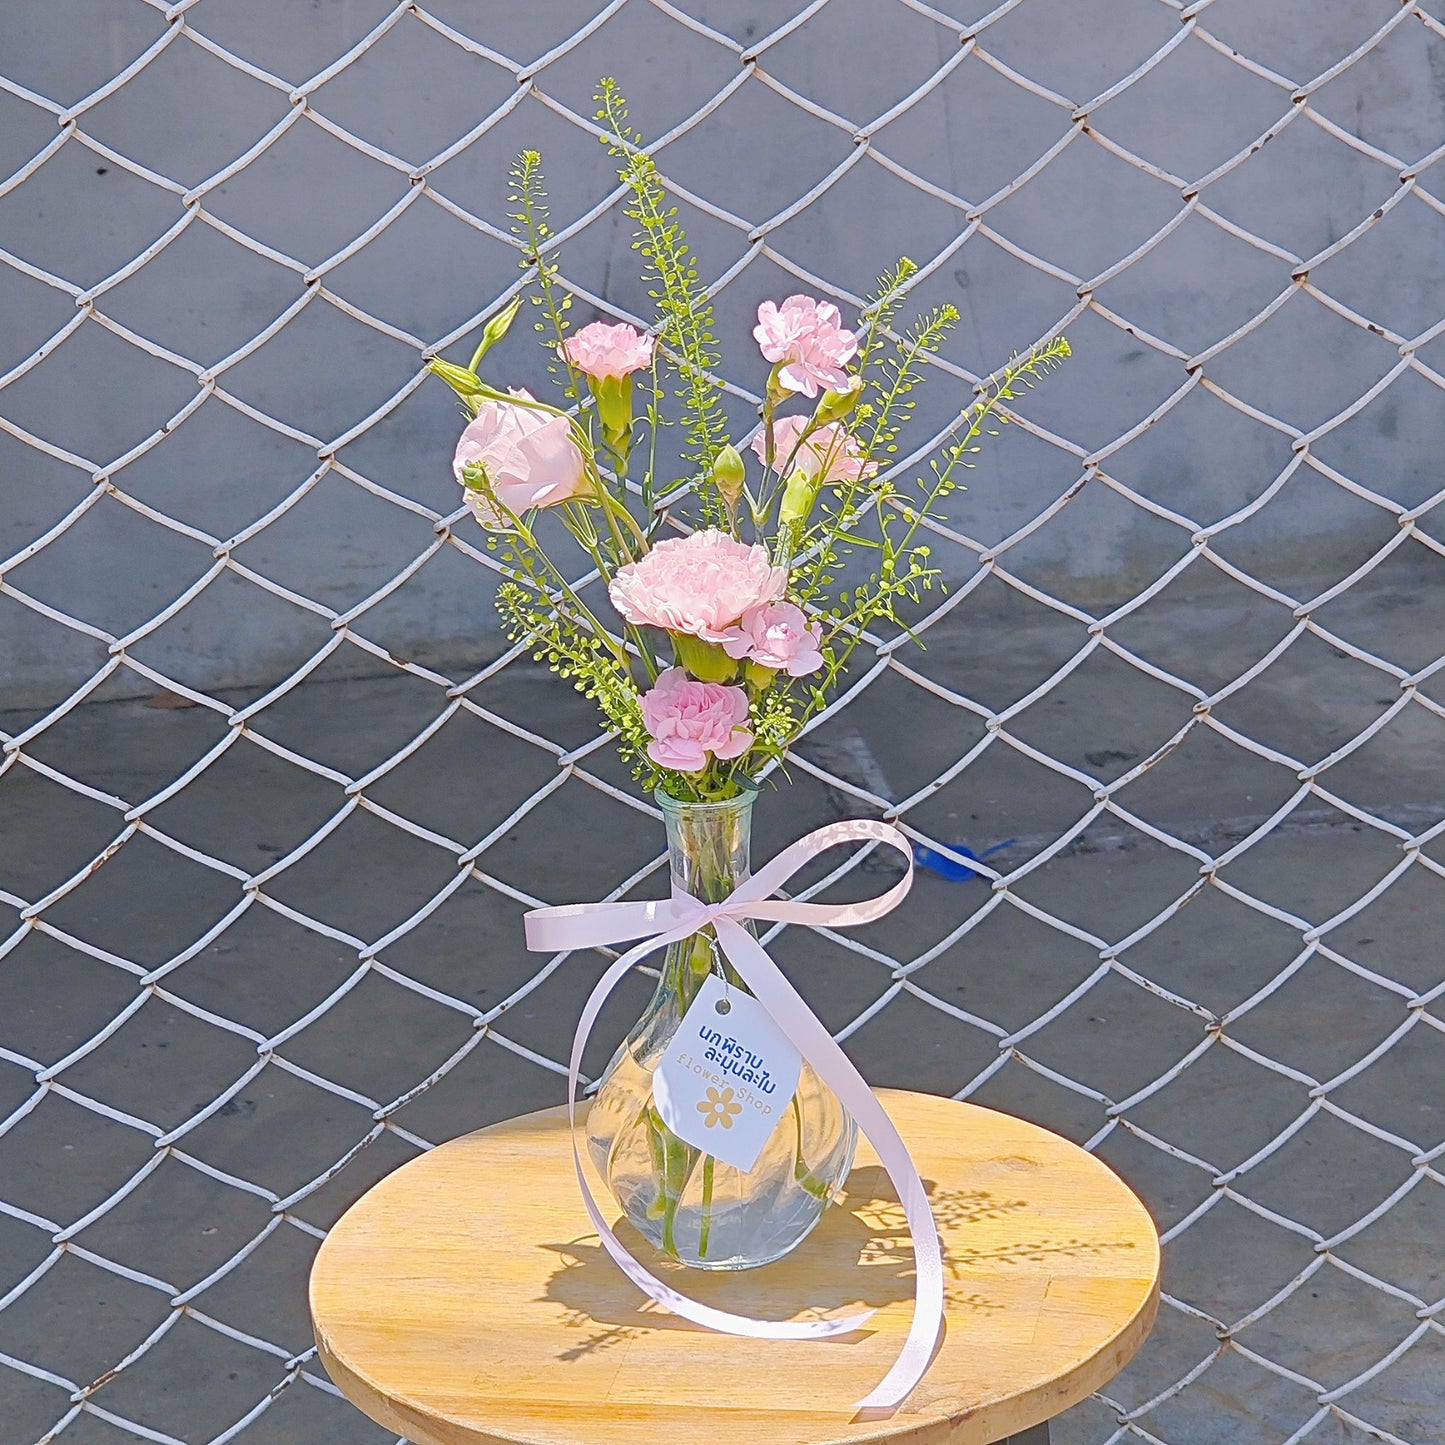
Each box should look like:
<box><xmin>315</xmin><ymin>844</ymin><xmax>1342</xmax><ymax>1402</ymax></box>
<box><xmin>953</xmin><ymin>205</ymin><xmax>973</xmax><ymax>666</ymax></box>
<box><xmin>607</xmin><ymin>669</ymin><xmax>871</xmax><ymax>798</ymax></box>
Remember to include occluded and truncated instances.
<box><xmin>2</xmin><ymin>1</ymin><xmax>1444</xmax><ymax>1442</ymax></box>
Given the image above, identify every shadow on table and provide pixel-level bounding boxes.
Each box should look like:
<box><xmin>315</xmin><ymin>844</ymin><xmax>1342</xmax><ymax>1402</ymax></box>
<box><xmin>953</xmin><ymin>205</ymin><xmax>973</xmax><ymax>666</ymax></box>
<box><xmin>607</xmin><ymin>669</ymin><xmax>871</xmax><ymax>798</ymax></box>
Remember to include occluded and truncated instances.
<box><xmin>538</xmin><ymin>1166</ymin><xmax>1030</xmax><ymax>1361</ymax></box>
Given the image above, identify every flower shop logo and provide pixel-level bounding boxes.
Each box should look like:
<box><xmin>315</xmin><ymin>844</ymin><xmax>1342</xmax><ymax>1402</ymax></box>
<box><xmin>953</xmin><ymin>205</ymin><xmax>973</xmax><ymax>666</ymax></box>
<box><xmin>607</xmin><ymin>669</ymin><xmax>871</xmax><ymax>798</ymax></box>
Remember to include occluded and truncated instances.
<box><xmin>696</xmin><ymin>1085</ymin><xmax>744</xmax><ymax>1130</ymax></box>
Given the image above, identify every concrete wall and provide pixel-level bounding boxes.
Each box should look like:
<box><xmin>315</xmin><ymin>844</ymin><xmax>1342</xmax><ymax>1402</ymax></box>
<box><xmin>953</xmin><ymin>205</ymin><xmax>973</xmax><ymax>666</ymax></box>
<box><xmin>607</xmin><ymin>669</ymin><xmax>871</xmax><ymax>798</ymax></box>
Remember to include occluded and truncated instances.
<box><xmin>3</xmin><ymin>0</ymin><xmax>1443</xmax><ymax>706</ymax></box>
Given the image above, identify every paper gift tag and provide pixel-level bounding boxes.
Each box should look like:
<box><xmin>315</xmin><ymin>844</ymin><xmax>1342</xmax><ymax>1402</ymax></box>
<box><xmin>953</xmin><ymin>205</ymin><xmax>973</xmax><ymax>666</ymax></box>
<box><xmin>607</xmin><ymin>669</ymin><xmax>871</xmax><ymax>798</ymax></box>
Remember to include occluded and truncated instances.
<box><xmin>652</xmin><ymin>972</ymin><xmax>803</xmax><ymax>1173</ymax></box>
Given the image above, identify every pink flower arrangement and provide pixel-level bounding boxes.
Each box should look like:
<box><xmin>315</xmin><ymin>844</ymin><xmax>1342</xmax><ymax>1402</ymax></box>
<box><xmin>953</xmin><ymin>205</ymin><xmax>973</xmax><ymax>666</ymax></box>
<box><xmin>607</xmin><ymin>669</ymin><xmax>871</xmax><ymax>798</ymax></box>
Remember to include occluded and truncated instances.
<box><xmin>561</xmin><ymin>321</ymin><xmax>654</xmax><ymax>380</ymax></box>
<box><xmin>753</xmin><ymin>415</ymin><xmax>876</xmax><ymax>485</ymax></box>
<box><xmin>640</xmin><ymin>668</ymin><xmax>753</xmax><ymax>771</ymax></box>
<box><xmin>753</xmin><ymin>295</ymin><xmax>859</xmax><ymax>398</ymax></box>
<box><xmin>609</xmin><ymin>529</ymin><xmax>787</xmax><ymax>642</ymax></box>
<box><xmin>430</xmin><ymin>123</ymin><xmax>1069</xmax><ymax>801</ymax></box>
<box><xmin>453</xmin><ymin>390</ymin><xmax>588</xmax><ymax>529</ymax></box>
<box><xmin>721</xmin><ymin>602</ymin><xmax>824</xmax><ymax>677</ymax></box>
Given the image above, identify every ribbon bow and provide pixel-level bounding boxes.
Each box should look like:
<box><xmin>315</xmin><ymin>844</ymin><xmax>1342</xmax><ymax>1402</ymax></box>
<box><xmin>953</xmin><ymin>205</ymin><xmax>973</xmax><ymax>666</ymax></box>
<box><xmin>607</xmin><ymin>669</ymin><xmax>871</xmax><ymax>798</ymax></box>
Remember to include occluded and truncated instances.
<box><xmin>524</xmin><ymin>818</ymin><xmax>943</xmax><ymax>1411</ymax></box>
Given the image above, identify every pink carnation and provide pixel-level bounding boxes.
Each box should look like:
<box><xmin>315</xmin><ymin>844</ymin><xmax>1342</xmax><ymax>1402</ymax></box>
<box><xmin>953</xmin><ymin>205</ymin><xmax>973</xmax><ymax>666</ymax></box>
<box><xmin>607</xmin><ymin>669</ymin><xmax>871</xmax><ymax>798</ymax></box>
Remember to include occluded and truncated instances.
<box><xmin>453</xmin><ymin>390</ymin><xmax>588</xmax><ymax>530</ymax></box>
<box><xmin>752</xmin><ymin>415</ymin><xmax>876</xmax><ymax>484</ymax></box>
<box><xmin>609</xmin><ymin>529</ymin><xmax>787</xmax><ymax>643</ymax></box>
<box><xmin>720</xmin><ymin>602</ymin><xmax>824</xmax><ymax>677</ymax></box>
<box><xmin>560</xmin><ymin>321</ymin><xmax>654</xmax><ymax>380</ymax></box>
<box><xmin>641</xmin><ymin>667</ymin><xmax>753</xmax><ymax>771</ymax></box>
<box><xmin>753</xmin><ymin>294</ymin><xmax>858</xmax><ymax>398</ymax></box>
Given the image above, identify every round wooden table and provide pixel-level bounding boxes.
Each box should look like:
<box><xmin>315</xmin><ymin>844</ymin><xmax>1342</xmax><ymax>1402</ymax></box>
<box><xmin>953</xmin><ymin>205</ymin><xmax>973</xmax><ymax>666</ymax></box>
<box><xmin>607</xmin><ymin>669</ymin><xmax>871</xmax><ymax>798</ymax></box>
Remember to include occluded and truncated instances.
<box><xmin>310</xmin><ymin>1089</ymin><xmax>1159</xmax><ymax>1445</ymax></box>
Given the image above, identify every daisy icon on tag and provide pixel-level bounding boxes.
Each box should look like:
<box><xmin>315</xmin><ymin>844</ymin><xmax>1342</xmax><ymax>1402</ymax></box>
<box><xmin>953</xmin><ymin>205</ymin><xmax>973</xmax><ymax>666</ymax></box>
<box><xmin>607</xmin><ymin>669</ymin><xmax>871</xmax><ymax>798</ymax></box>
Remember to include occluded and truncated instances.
<box><xmin>697</xmin><ymin>1086</ymin><xmax>743</xmax><ymax>1130</ymax></box>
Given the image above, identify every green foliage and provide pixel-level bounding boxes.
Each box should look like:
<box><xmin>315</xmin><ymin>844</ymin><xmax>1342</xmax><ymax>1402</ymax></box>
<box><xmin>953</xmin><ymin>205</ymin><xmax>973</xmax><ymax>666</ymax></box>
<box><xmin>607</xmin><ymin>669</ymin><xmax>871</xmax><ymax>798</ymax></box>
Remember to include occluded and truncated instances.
<box><xmin>596</xmin><ymin>78</ymin><xmax>730</xmax><ymax>526</ymax></box>
<box><xmin>509</xmin><ymin>150</ymin><xmax>583</xmax><ymax>409</ymax></box>
<box><xmin>853</xmin><ymin>257</ymin><xmax>919</xmax><ymax>379</ymax></box>
<box><xmin>494</xmin><ymin>570</ymin><xmax>659</xmax><ymax>787</ymax></box>
<box><xmin>749</xmin><ymin>685</ymin><xmax>802</xmax><ymax>756</ymax></box>
<box><xmin>858</xmin><ymin>300</ymin><xmax>960</xmax><ymax>464</ymax></box>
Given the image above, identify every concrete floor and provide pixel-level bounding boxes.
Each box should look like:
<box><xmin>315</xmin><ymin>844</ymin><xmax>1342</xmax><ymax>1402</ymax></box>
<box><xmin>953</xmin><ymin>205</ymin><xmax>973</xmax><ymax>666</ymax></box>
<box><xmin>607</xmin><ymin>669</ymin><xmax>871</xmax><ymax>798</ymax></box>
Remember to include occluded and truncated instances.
<box><xmin>0</xmin><ymin>575</ymin><xmax>1442</xmax><ymax>1444</ymax></box>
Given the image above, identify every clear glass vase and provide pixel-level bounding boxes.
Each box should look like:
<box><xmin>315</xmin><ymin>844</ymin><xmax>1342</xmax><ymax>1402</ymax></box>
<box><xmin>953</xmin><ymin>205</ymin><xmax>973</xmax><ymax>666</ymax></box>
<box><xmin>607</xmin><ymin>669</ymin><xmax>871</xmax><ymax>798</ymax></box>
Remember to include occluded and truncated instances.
<box><xmin>585</xmin><ymin>790</ymin><xmax>857</xmax><ymax>1269</ymax></box>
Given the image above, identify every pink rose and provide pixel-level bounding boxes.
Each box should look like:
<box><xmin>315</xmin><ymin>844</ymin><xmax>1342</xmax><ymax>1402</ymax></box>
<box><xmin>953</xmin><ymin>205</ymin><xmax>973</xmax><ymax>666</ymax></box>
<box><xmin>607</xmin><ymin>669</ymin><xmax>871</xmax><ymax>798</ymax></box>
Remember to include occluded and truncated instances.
<box><xmin>641</xmin><ymin>667</ymin><xmax>753</xmax><ymax>771</ymax></box>
<box><xmin>560</xmin><ymin>321</ymin><xmax>654</xmax><ymax>380</ymax></box>
<box><xmin>453</xmin><ymin>389</ymin><xmax>588</xmax><ymax>530</ymax></box>
<box><xmin>720</xmin><ymin>602</ymin><xmax>824</xmax><ymax>677</ymax></box>
<box><xmin>609</xmin><ymin>529</ymin><xmax>787</xmax><ymax>642</ymax></box>
<box><xmin>753</xmin><ymin>295</ymin><xmax>858</xmax><ymax>398</ymax></box>
<box><xmin>752</xmin><ymin>415</ymin><xmax>876</xmax><ymax>484</ymax></box>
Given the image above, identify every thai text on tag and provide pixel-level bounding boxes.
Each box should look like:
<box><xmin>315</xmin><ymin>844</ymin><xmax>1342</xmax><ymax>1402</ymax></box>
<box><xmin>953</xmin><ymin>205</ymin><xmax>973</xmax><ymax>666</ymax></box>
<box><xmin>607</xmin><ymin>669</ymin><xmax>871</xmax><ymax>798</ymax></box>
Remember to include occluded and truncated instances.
<box><xmin>652</xmin><ymin>973</ymin><xmax>803</xmax><ymax>1172</ymax></box>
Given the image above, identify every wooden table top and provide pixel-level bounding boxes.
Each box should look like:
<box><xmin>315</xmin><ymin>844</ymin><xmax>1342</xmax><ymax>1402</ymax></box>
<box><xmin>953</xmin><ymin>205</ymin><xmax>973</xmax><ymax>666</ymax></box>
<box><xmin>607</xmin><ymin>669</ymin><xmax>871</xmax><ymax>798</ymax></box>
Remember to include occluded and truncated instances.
<box><xmin>310</xmin><ymin>1089</ymin><xmax>1159</xmax><ymax>1445</ymax></box>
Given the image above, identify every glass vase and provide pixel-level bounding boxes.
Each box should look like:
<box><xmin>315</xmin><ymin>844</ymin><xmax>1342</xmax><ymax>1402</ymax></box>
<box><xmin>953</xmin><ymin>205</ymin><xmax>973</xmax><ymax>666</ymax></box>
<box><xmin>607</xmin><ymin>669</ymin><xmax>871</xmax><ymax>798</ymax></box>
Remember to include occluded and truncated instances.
<box><xmin>584</xmin><ymin>790</ymin><xmax>857</xmax><ymax>1269</ymax></box>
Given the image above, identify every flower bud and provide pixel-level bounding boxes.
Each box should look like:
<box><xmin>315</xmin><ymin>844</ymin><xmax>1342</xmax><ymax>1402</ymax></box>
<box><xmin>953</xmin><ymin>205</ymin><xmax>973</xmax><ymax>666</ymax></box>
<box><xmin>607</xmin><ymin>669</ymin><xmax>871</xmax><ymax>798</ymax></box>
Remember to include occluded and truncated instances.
<box><xmin>711</xmin><ymin>444</ymin><xmax>746</xmax><ymax>508</ymax></box>
<box><xmin>428</xmin><ymin>358</ymin><xmax>486</xmax><ymax>413</ymax></box>
<box><xmin>468</xmin><ymin>296</ymin><xmax>524</xmax><ymax>372</ymax></box>
<box><xmin>778</xmin><ymin>468</ymin><xmax>820</xmax><ymax>529</ymax></box>
<box><xmin>745</xmin><ymin>660</ymin><xmax>777</xmax><ymax>689</ymax></box>
<box><xmin>813</xmin><ymin>374</ymin><xmax>862</xmax><ymax>426</ymax></box>
<box><xmin>670</xmin><ymin>630</ymin><xmax>738</xmax><ymax>684</ymax></box>
<box><xmin>591</xmin><ymin>373</ymin><xmax>635</xmax><ymax>454</ymax></box>
<box><xmin>764</xmin><ymin>362</ymin><xmax>790</xmax><ymax>410</ymax></box>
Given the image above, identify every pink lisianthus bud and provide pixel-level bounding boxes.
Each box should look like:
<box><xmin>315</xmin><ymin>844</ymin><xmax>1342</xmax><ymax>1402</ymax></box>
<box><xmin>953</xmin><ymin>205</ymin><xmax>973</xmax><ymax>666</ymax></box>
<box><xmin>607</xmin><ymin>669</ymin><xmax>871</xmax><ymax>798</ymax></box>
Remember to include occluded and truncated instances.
<box><xmin>751</xmin><ymin>415</ymin><xmax>875</xmax><ymax>485</ymax></box>
<box><xmin>560</xmin><ymin>321</ymin><xmax>654</xmax><ymax>380</ymax></box>
<box><xmin>609</xmin><ymin>529</ymin><xmax>787</xmax><ymax>643</ymax></box>
<box><xmin>640</xmin><ymin>667</ymin><xmax>754</xmax><ymax>772</ymax></box>
<box><xmin>452</xmin><ymin>389</ymin><xmax>588</xmax><ymax>530</ymax></box>
<box><xmin>469</xmin><ymin>295</ymin><xmax>523</xmax><ymax>371</ymax></box>
<box><xmin>429</xmin><ymin>357</ymin><xmax>486</xmax><ymax>410</ymax></box>
<box><xmin>752</xmin><ymin>295</ymin><xmax>859</xmax><ymax>398</ymax></box>
<box><xmin>720</xmin><ymin>601</ymin><xmax>824</xmax><ymax>677</ymax></box>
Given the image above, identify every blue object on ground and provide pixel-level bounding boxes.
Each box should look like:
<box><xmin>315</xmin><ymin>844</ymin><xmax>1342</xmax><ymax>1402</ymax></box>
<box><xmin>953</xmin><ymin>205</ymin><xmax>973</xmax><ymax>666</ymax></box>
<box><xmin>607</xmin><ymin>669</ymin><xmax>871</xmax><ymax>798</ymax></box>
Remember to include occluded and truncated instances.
<box><xmin>913</xmin><ymin>838</ymin><xmax>1016</xmax><ymax>881</ymax></box>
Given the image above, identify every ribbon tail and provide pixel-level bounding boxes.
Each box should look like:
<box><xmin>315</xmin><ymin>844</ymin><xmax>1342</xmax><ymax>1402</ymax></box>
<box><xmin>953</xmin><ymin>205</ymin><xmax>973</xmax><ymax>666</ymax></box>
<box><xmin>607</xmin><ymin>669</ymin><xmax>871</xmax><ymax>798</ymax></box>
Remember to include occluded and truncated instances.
<box><xmin>714</xmin><ymin>916</ymin><xmax>945</xmax><ymax>1411</ymax></box>
<box><xmin>566</xmin><ymin>928</ymin><xmax>874</xmax><ymax>1343</ymax></box>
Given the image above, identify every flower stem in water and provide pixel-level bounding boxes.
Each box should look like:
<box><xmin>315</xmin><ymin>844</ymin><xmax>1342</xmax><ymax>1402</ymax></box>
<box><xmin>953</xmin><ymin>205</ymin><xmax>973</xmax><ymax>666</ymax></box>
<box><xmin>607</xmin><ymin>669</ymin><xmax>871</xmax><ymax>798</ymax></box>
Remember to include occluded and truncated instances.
<box><xmin>646</xmin><ymin>1104</ymin><xmax>698</xmax><ymax>1256</ymax></box>
<box><xmin>792</xmin><ymin>1093</ymin><xmax>831</xmax><ymax>1201</ymax></box>
<box><xmin>698</xmin><ymin>1153</ymin><xmax>715</xmax><ymax>1258</ymax></box>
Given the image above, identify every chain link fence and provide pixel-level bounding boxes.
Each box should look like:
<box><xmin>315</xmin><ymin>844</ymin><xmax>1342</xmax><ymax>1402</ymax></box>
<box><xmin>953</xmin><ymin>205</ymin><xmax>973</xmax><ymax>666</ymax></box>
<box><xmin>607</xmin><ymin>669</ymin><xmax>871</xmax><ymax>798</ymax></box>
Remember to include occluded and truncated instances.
<box><xmin>2</xmin><ymin>1</ymin><xmax>1444</xmax><ymax>1442</ymax></box>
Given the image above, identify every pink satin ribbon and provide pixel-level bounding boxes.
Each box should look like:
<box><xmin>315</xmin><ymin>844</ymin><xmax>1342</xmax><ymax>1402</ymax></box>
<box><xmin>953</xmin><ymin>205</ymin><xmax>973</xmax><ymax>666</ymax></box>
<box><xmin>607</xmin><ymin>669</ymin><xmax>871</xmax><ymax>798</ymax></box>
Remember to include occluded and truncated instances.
<box><xmin>524</xmin><ymin>817</ymin><xmax>943</xmax><ymax>1411</ymax></box>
